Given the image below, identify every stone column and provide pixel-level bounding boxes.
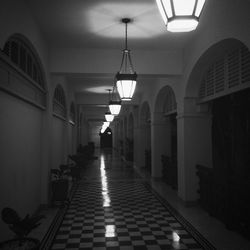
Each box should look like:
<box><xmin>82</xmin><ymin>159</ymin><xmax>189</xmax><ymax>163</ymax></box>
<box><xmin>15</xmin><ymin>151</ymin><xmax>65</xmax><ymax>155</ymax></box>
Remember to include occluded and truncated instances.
<box><xmin>177</xmin><ymin>98</ymin><xmax>212</xmax><ymax>203</ymax></box>
<box><xmin>151</xmin><ymin>113</ymin><xmax>171</xmax><ymax>178</ymax></box>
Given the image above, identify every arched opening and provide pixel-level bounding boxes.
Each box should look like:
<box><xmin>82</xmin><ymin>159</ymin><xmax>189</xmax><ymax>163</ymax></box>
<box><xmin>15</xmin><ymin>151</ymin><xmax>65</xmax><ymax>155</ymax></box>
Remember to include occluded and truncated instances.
<box><xmin>153</xmin><ymin>85</ymin><xmax>177</xmax><ymax>186</ymax></box>
<box><xmin>185</xmin><ymin>38</ymin><xmax>250</xmax><ymax>236</ymax></box>
<box><xmin>139</xmin><ymin>102</ymin><xmax>151</xmax><ymax>174</ymax></box>
<box><xmin>100</xmin><ymin>127</ymin><xmax>113</xmax><ymax>148</ymax></box>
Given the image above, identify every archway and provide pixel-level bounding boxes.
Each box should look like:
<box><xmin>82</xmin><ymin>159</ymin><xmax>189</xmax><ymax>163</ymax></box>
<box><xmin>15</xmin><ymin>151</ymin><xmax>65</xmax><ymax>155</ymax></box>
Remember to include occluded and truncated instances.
<box><xmin>139</xmin><ymin>102</ymin><xmax>151</xmax><ymax>173</ymax></box>
<box><xmin>153</xmin><ymin>85</ymin><xmax>177</xmax><ymax>185</ymax></box>
<box><xmin>183</xmin><ymin>38</ymin><xmax>250</xmax><ymax>234</ymax></box>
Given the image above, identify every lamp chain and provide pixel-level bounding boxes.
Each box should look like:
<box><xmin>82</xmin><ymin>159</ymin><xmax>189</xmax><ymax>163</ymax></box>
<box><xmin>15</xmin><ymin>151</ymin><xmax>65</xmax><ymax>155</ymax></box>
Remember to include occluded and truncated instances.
<box><xmin>125</xmin><ymin>21</ymin><xmax>128</xmax><ymax>50</ymax></box>
<box><xmin>118</xmin><ymin>18</ymin><xmax>135</xmax><ymax>74</ymax></box>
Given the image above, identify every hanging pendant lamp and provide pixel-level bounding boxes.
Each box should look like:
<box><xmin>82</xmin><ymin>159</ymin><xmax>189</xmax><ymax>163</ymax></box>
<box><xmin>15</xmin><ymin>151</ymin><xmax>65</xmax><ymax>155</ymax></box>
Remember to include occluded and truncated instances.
<box><xmin>105</xmin><ymin>111</ymin><xmax>114</xmax><ymax>122</ymax></box>
<box><xmin>109</xmin><ymin>83</ymin><xmax>121</xmax><ymax>116</ymax></box>
<box><xmin>105</xmin><ymin>90</ymin><xmax>115</xmax><ymax>122</ymax></box>
<box><xmin>156</xmin><ymin>0</ymin><xmax>206</xmax><ymax>32</ymax></box>
<box><xmin>116</xmin><ymin>18</ymin><xmax>137</xmax><ymax>101</ymax></box>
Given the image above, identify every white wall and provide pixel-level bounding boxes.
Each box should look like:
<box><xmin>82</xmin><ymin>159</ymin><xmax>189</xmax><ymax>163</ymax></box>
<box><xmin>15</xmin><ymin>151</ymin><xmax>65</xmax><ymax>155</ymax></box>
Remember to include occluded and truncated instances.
<box><xmin>0</xmin><ymin>92</ymin><xmax>43</xmax><ymax>240</ymax></box>
<box><xmin>0</xmin><ymin>0</ymin><xmax>50</xmax><ymax>241</ymax></box>
<box><xmin>51</xmin><ymin>117</ymin><xmax>67</xmax><ymax>168</ymax></box>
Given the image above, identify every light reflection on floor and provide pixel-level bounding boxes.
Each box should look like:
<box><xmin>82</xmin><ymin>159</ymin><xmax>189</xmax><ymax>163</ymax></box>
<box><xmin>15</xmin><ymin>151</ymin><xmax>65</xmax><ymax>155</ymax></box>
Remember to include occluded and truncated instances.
<box><xmin>100</xmin><ymin>154</ymin><xmax>117</xmax><ymax>239</ymax></box>
<box><xmin>50</xmin><ymin>150</ymin><xmax>217</xmax><ymax>250</ymax></box>
<box><xmin>100</xmin><ymin>154</ymin><xmax>111</xmax><ymax>208</ymax></box>
<box><xmin>105</xmin><ymin>225</ymin><xmax>116</xmax><ymax>238</ymax></box>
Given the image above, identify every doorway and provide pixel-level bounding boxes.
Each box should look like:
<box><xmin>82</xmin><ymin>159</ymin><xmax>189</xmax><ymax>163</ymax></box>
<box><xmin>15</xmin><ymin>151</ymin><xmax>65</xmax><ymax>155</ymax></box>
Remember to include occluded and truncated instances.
<box><xmin>100</xmin><ymin>127</ymin><xmax>113</xmax><ymax>148</ymax></box>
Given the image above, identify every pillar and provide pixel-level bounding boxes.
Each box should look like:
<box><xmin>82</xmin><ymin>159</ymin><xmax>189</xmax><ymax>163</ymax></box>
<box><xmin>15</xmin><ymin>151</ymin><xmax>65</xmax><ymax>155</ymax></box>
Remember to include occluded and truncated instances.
<box><xmin>177</xmin><ymin>98</ymin><xmax>212</xmax><ymax>202</ymax></box>
<box><xmin>151</xmin><ymin>113</ymin><xmax>171</xmax><ymax>178</ymax></box>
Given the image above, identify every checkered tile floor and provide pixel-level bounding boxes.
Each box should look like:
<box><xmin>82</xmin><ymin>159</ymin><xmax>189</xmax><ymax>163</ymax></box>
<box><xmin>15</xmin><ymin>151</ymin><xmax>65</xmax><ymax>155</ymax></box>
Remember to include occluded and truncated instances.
<box><xmin>50</xmin><ymin>152</ymin><xmax>214</xmax><ymax>250</ymax></box>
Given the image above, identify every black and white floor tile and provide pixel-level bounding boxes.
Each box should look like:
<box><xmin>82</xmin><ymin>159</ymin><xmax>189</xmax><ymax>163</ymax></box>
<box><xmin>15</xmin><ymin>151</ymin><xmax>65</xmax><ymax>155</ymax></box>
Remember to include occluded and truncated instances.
<box><xmin>50</xmin><ymin>153</ymin><xmax>215</xmax><ymax>250</ymax></box>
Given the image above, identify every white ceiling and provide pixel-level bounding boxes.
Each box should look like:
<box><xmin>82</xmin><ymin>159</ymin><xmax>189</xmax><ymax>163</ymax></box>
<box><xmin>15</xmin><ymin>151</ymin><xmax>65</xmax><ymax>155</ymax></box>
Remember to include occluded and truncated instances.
<box><xmin>24</xmin><ymin>0</ymin><xmax>193</xmax><ymax>50</ymax></box>
<box><xmin>23</xmin><ymin>0</ymin><xmax>203</xmax><ymax>122</ymax></box>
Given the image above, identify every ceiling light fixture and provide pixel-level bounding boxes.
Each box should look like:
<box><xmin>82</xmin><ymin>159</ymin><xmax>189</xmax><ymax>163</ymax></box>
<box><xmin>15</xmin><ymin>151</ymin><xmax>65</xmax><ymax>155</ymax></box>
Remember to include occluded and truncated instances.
<box><xmin>105</xmin><ymin>111</ymin><xmax>114</xmax><ymax>122</ymax></box>
<box><xmin>156</xmin><ymin>0</ymin><xmax>206</xmax><ymax>32</ymax></box>
<box><xmin>109</xmin><ymin>100</ymin><xmax>121</xmax><ymax>116</ymax></box>
<box><xmin>109</xmin><ymin>83</ymin><xmax>121</xmax><ymax>116</ymax></box>
<box><xmin>116</xmin><ymin>18</ymin><xmax>137</xmax><ymax>101</ymax></box>
<box><xmin>105</xmin><ymin>90</ymin><xmax>115</xmax><ymax>122</ymax></box>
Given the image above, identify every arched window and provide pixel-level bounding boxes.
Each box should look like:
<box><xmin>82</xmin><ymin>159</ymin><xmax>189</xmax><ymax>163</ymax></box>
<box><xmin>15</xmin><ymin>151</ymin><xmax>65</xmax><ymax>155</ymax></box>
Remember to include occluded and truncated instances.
<box><xmin>3</xmin><ymin>34</ymin><xmax>45</xmax><ymax>89</ymax></box>
<box><xmin>53</xmin><ymin>85</ymin><xmax>66</xmax><ymax>119</ymax></box>
<box><xmin>199</xmin><ymin>45</ymin><xmax>250</xmax><ymax>102</ymax></box>
<box><xmin>69</xmin><ymin>102</ymin><xmax>76</xmax><ymax>124</ymax></box>
<box><xmin>1</xmin><ymin>34</ymin><xmax>46</xmax><ymax>109</ymax></box>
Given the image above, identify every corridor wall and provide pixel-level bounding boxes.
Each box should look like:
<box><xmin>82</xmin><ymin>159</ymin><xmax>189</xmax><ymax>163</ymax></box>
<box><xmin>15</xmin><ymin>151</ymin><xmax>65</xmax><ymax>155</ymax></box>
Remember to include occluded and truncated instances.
<box><xmin>52</xmin><ymin>117</ymin><xmax>66</xmax><ymax>168</ymax></box>
<box><xmin>0</xmin><ymin>0</ymin><xmax>50</xmax><ymax>241</ymax></box>
<box><xmin>0</xmin><ymin>92</ymin><xmax>44</xmax><ymax>240</ymax></box>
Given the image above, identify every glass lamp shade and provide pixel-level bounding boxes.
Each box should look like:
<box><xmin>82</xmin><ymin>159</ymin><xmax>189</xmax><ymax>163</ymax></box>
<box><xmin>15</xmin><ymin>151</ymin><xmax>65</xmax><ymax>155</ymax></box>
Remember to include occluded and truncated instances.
<box><xmin>103</xmin><ymin>122</ymin><xmax>110</xmax><ymax>127</ymax></box>
<box><xmin>105</xmin><ymin>112</ymin><xmax>114</xmax><ymax>122</ymax></box>
<box><xmin>116</xmin><ymin>73</ymin><xmax>137</xmax><ymax>101</ymax></box>
<box><xmin>156</xmin><ymin>0</ymin><xmax>206</xmax><ymax>32</ymax></box>
<box><xmin>109</xmin><ymin>101</ymin><xmax>121</xmax><ymax>116</ymax></box>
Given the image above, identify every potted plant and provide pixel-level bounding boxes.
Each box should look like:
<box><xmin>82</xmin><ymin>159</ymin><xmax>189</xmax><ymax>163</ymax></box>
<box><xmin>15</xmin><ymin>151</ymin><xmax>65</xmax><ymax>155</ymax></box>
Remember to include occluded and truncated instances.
<box><xmin>0</xmin><ymin>207</ymin><xmax>44</xmax><ymax>250</ymax></box>
<box><xmin>51</xmin><ymin>164</ymin><xmax>71</xmax><ymax>203</ymax></box>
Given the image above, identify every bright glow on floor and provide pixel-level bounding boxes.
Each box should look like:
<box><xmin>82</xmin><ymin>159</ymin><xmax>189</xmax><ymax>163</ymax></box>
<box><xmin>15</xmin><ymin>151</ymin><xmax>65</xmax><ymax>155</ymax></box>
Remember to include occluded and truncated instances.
<box><xmin>100</xmin><ymin>155</ymin><xmax>111</xmax><ymax>207</ymax></box>
<box><xmin>105</xmin><ymin>225</ymin><xmax>116</xmax><ymax>237</ymax></box>
<box><xmin>172</xmin><ymin>231</ymin><xmax>180</xmax><ymax>242</ymax></box>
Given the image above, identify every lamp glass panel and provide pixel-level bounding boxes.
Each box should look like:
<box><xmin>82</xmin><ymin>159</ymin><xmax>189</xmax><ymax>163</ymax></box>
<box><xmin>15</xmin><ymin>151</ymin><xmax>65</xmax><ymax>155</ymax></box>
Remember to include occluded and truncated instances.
<box><xmin>105</xmin><ymin>113</ymin><xmax>114</xmax><ymax>122</ymax></box>
<box><xmin>168</xmin><ymin>19</ymin><xmax>198</xmax><ymax>32</ymax></box>
<box><xmin>103</xmin><ymin>122</ymin><xmax>110</xmax><ymax>127</ymax></box>
<box><xmin>195</xmin><ymin>0</ymin><xmax>205</xmax><ymax>17</ymax></box>
<box><xmin>117</xmin><ymin>80</ymin><xmax>136</xmax><ymax>101</ymax></box>
<box><xmin>156</xmin><ymin>0</ymin><xmax>172</xmax><ymax>24</ymax></box>
<box><xmin>173</xmin><ymin>0</ymin><xmax>196</xmax><ymax>15</ymax></box>
<box><xmin>109</xmin><ymin>104</ymin><xmax>121</xmax><ymax>115</ymax></box>
<box><xmin>163</xmin><ymin>0</ymin><xmax>173</xmax><ymax>17</ymax></box>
